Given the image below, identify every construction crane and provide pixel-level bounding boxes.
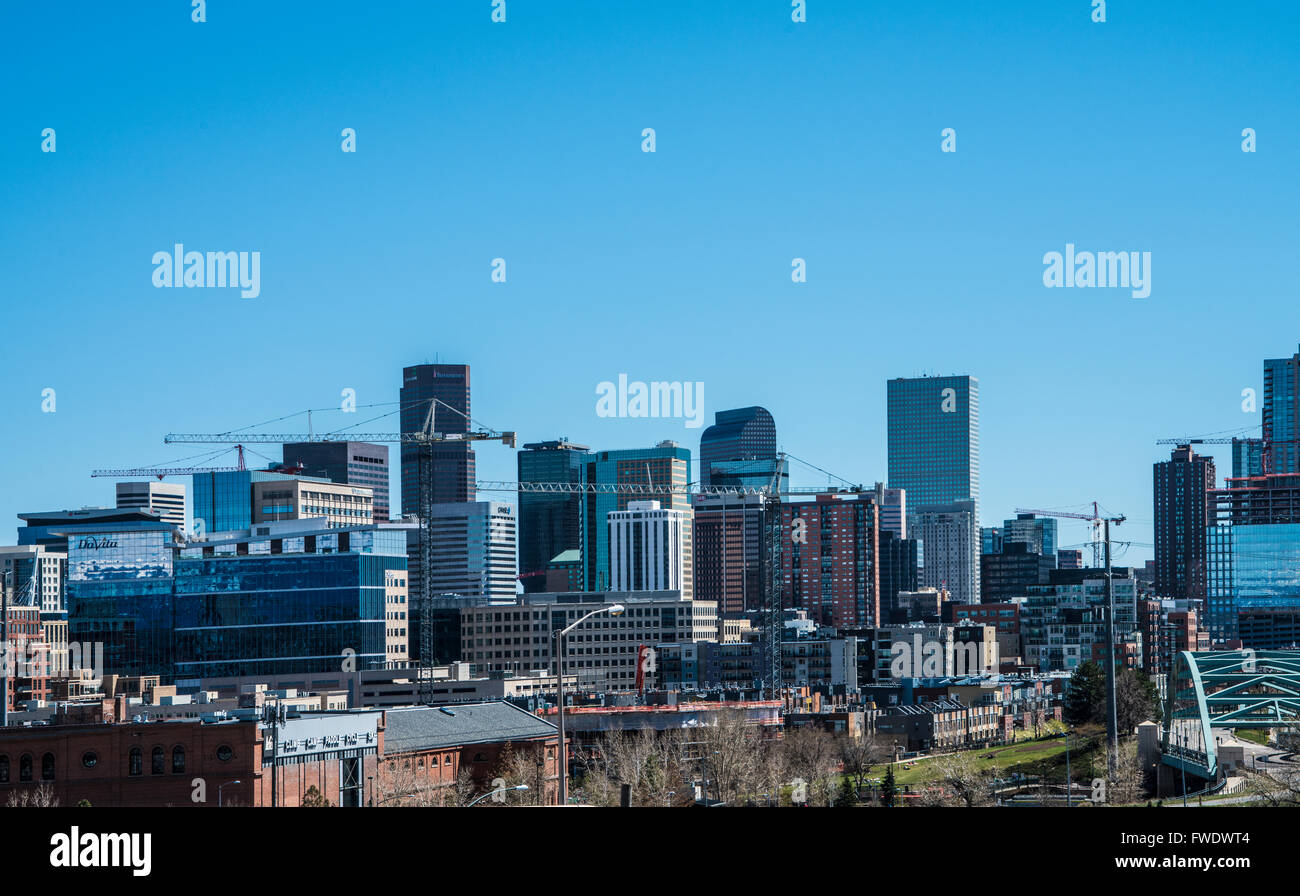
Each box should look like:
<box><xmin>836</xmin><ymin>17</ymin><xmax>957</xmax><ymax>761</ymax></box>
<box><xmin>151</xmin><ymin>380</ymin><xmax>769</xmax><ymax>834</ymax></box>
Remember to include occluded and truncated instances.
<box><xmin>1016</xmin><ymin>504</ymin><xmax>1125</xmax><ymax>776</ymax></box>
<box><xmin>482</xmin><ymin>451</ymin><xmax>815</xmax><ymax>696</ymax></box>
<box><xmin>1016</xmin><ymin>503</ymin><xmax>1119</xmax><ymax>568</ymax></box>
<box><xmin>91</xmin><ymin>445</ymin><xmax>251</xmax><ymax>479</ymax></box>
<box><xmin>164</xmin><ymin>398</ymin><xmax>516</xmax><ymax>704</ymax></box>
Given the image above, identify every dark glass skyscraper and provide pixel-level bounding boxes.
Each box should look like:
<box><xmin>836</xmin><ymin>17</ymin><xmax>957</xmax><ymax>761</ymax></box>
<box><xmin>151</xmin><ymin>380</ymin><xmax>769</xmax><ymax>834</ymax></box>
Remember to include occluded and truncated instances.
<box><xmin>1153</xmin><ymin>444</ymin><xmax>1215</xmax><ymax>603</ymax></box>
<box><xmin>517</xmin><ymin>440</ymin><xmax>590</xmax><ymax>593</ymax></box>
<box><xmin>399</xmin><ymin>363</ymin><xmax>475</xmax><ymax>514</ymax></box>
<box><xmin>699</xmin><ymin>406</ymin><xmax>777</xmax><ymax>488</ymax></box>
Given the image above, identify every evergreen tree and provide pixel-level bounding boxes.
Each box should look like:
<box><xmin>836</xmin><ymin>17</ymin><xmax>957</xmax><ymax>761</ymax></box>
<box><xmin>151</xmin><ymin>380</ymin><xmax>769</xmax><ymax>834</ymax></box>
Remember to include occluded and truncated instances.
<box><xmin>880</xmin><ymin>765</ymin><xmax>897</xmax><ymax>808</ymax></box>
<box><xmin>1064</xmin><ymin>660</ymin><xmax>1106</xmax><ymax>726</ymax></box>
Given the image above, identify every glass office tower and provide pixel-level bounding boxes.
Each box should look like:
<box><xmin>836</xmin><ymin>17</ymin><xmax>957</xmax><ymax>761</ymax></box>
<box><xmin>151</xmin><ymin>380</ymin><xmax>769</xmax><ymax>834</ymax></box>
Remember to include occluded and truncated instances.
<box><xmin>886</xmin><ymin>375</ymin><xmax>980</xmax><ymax>509</ymax></box>
<box><xmin>1264</xmin><ymin>346</ymin><xmax>1300</xmax><ymax>475</ymax></box>
<box><xmin>517</xmin><ymin>440</ymin><xmax>590</xmax><ymax>593</ymax></box>
<box><xmin>699</xmin><ymin>406</ymin><xmax>777</xmax><ymax>488</ymax></box>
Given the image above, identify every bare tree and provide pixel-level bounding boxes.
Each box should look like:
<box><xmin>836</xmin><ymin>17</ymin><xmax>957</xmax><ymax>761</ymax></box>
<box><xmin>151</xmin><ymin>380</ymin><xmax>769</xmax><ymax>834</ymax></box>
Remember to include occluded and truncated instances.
<box><xmin>5</xmin><ymin>782</ymin><xmax>58</xmax><ymax>807</ymax></box>
<box><xmin>918</xmin><ymin>750</ymin><xmax>995</xmax><ymax>807</ymax></box>
<box><xmin>782</xmin><ymin>726</ymin><xmax>840</xmax><ymax>806</ymax></box>
<box><xmin>695</xmin><ymin>710</ymin><xmax>762</xmax><ymax>806</ymax></box>
<box><xmin>839</xmin><ymin>732</ymin><xmax>889</xmax><ymax>795</ymax></box>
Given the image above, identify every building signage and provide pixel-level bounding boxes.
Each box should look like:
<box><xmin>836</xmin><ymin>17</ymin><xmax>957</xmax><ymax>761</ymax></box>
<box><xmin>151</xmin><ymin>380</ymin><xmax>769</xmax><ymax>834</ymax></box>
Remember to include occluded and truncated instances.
<box><xmin>77</xmin><ymin>536</ymin><xmax>120</xmax><ymax>550</ymax></box>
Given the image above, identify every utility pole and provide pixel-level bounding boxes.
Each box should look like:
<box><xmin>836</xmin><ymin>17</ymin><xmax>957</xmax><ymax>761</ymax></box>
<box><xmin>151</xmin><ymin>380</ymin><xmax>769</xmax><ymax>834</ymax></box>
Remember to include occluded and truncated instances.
<box><xmin>1</xmin><ymin>570</ymin><xmax>9</xmax><ymax>729</ymax></box>
<box><xmin>1104</xmin><ymin>517</ymin><xmax>1119</xmax><ymax>777</ymax></box>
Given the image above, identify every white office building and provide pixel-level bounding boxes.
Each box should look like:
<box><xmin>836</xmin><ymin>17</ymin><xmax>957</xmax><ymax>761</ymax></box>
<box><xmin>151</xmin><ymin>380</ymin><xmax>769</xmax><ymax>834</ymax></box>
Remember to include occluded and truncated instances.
<box><xmin>116</xmin><ymin>480</ymin><xmax>187</xmax><ymax>531</ymax></box>
<box><xmin>608</xmin><ymin>500</ymin><xmax>692</xmax><ymax>599</ymax></box>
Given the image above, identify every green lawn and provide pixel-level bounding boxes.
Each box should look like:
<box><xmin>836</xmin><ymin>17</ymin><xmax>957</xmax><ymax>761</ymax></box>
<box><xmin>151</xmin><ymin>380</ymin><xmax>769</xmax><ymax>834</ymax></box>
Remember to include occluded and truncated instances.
<box><xmin>1233</xmin><ymin>728</ymin><xmax>1271</xmax><ymax>746</ymax></box>
<box><xmin>865</xmin><ymin>728</ymin><xmax>1107</xmax><ymax>788</ymax></box>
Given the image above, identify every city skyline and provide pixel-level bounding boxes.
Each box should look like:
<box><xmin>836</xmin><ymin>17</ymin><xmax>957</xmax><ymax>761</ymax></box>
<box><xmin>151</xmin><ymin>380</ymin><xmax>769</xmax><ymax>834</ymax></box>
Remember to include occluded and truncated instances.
<box><xmin>5</xmin><ymin>1</ymin><xmax>1299</xmax><ymax>568</ymax></box>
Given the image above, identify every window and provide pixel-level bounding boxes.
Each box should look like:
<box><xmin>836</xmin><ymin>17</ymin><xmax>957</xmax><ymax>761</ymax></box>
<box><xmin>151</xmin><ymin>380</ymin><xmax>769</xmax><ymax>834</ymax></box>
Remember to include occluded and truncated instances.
<box><xmin>151</xmin><ymin>747</ymin><xmax>165</xmax><ymax>775</ymax></box>
<box><xmin>20</xmin><ymin>754</ymin><xmax>33</xmax><ymax>782</ymax></box>
<box><xmin>172</xmin><ymin>746</ymin><xmax>186</xmax><ymax>774</ymax></box>
<box><xmin>42</xmin><ymin>753</ymin><xmax>56</xmax><ymax>781</ymax></box>
<box><xmin>216</xmin><ymin>745</ymin><xmax>233</xmax><ymax>762</ymax></box>
<box><xmin>82</xmin><ymin>751</ymin><xmax>98</xmax><ymax>769</ymax></box>
<box><xmin>0</xmin><ymin>755</ymin><xmax>6</xmax><ymax>782</ymax></box>
<box><xmin>129</xmin><ymin>748</ymin><xmax>142</xmax><ymax>777</ymax></box>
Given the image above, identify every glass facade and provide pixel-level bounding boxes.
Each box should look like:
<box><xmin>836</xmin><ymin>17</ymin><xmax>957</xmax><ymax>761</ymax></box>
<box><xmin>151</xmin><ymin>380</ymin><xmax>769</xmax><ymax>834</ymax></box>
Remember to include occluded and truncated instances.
<box><xmin>699</xmin><ymin>406</ymin><xmax>777</xmax><ymax>488</ymax></box>
<box><xmin>68</xmin><ymin>523</ymin><xmax>407</xmax><ymax>682</ymax></box>
<box><xmin>192</xmin><ymin>470</ymin><xmax>305</xmax><ymax>535</ymax></box>
<box><xmin>1207</xmin><ymin>523</ymin><xmax>1300</xmax><ymax>642</ymax></box>
<box><xmin>517</xmin><ymin>441</ymin><xmax>589</xmax><ymax>592</ymax></box>
<box><xmin>886</xmin><ymin>375</ymin><xmax>979</xmax><ymax>511</ymax></box>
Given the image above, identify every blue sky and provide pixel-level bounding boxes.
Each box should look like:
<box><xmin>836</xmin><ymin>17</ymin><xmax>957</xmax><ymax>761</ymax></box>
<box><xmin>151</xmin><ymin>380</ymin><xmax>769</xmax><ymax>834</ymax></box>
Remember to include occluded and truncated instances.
<box><xmin>2</xmin><ymin>0</ymin><xmax>1298</xmax><ymax>562</ymax></box>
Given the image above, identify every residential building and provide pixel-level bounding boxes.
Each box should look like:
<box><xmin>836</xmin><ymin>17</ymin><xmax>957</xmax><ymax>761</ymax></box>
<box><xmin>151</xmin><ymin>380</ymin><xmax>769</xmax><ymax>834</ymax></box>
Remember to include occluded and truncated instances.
<box><xmin>980</xmin><ymin>541</ymin><xmax>1054</xmax><ymax>602</ymax></box>
<box><xmin>912</xmin><ymin>501</ymin><xmax>980</xmax><ymax>605</ymax></box>
<box><xmin>1264</xmin><ymin>345</ymin><xmax>1300</xmax><ymax>475</ymax></box>
<box><xmin>780</xmin><ymin>491</ymin><xmax>881</xmax><ymax>628</ymax></box>
<box><xmin>692</xmin><ymin>493</ymin><xmax>769</xmax><ymax>615</ymax></box>
<box><xmin>1153</xmin><ymin>444</ymin><xmax>1215</xmax><ymax>602</ymax></box>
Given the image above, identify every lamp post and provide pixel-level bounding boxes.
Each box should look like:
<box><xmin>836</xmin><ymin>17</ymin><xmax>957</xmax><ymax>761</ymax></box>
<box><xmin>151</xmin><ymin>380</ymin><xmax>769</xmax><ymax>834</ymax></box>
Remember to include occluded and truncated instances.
<box><xmin>219</xmin><ymin>780</ymin><xmax>242</xmax><ymax>807</ymax></box>
<box><xmin>467</xmin><ymin>783</ymin><xmax>529</xmax><ymax>807</ymax></box>
<box><xmin>554</xmin><ymin>603</ymin><xmax>625</xmax><ymax>806</ymax></box>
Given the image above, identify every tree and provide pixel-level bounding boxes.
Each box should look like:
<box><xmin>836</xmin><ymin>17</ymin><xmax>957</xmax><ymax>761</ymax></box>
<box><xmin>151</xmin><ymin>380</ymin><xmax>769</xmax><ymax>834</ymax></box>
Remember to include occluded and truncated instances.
<box><xmin>919</xmin><ymin>750</ymin><xmax>995</xmax><ymax>807</ymax></box>
<box><xmin>839</xmin><ymin>733</ymin><xmax>889</xmax><ymax>793</ymax></box>
<box><xmin>1116</xmin><ymin>669</ymin><xmax>1160</xmax><ymax>732</ymax></box>
<box><xmin>880</xmin><ymin>764</ymin><xmax>898</xmax><ymax>807</ymax></box>
<box><xmin>696</xmin><ymin>710</ymin><xmax>763</xmax><ymax>806</ymax></box>
<box><xmin>781</xmin><ymin>726</ymin><xmax>840</xmax><ymax>807</ymax></box>
<box><xmin>5</xmin><ymin>782</ymin><xmax>58</xmax><ymax>807</ymax></box>
<box><xmin>300</xmin><ymin>785</ymin><xmax>331</xmax><ymax>807</ymax></box>
<box><xmin>1064</xmin><ymin>661</ymin><xmax>1106</xmax><ymax>726</ymax></box>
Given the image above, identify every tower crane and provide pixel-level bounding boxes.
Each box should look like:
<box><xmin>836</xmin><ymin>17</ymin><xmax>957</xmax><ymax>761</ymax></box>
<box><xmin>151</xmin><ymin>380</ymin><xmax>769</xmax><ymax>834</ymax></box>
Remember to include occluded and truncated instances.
<box><xmin>91</xmin><ymin>445</ymin><xmax>251</xmax><ymax>479</ymax></box>
<box><xmin>164</xmin><ymin>398</ymin><xmax>516</xmax><ymax>704</ymax></box>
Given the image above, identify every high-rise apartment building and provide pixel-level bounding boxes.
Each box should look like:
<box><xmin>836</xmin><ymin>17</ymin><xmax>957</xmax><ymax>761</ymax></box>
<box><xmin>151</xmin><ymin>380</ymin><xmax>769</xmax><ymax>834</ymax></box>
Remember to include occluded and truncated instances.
<box><xmin>699</xmin><ymin>406</ymin><xmax>777</xmax><ymax>488</ymax></box>
<box><xmin>780</xmin><ymin>491</ymin><xmax>880</xmax><ymax>628</ymax></box>
<box><xmin>912</xmin><ymin>501</ymin><xmax>980</xmax><ymax>605</ymax></box>
<box><xmin>608</xmin><ymin>500</ymin><xmax>693</xmax><ymax>598</ymax></box>
<box><xmin>282</xmin><ymin>441</ymin><xmax>391</xmax><ymax>521</ymax></box>
<box><xmin>400</xmin><ymin>363</ymin><xmax>475</xmax><ymax>513</ymax></box>
<box><xmin>1153</xmin><ymin>444</ymin><xmax>1215</xmax><ymax>603</ymax></box>
<box><xmin>692</xmin><ymin>493</ymin><xmax>769</xmax><ymax>615</ymax></box>
<box><xmin>1264</xmin><ymin>345</ymin><xmax>1300</xmax><ymax>475</ymax></box>
<box><xmin>1002</xmin><ymin>513</ymin><xmax>1057</xmax><ymax>560</ymax></box>
<box><xmin>115</xmin><ymin>481</ymin><xmax>187</xmax><ymax>531</ymax></box>
<box><xmin>517</xmin><ymin>440</ymin><xmax>590</xmax><ymax>593</ymax></box>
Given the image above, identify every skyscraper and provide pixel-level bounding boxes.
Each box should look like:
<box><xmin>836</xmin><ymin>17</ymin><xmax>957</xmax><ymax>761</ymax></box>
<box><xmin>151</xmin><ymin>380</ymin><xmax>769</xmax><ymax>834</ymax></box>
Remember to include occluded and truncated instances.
<box><xmin>887</xmin><ymin>375</ymin><xmax>980</xmax><ymax>603</ymax></box>
<box><xmin>692</xmin><ymin>492</ymin><xmax>769</xmax><ymax>615</ymax></box>
<box><xmin>517</xmin><ymin>440</ymin><xmax>590</xmax><ymax>593</ymax></box>
<box><xmin>582</xmin><ymin>442</ymin><xmax>691</xmax><ymax>592</ymax></box>
<box><xmin>608</xmin><ymin>500</ymin><xmax>693</xmax><ymax>597</ymax></box>
<box><xmin>780</xmin><ymin>491</ymin><xmax>880</xmax><ymax>628</ymax></box>
<box><xmin>699</xmin><ymin>406</ymin><xmax>777</xmax><ymax>488</ymax></box>
<box><xmin>1153</xmin><ymin>444</ymin><xmax>1215</xmax><ymax>603</ymax></box>
<box><xmin>886</xmin><ymin>375</ymin><xmax>980</xmax><ymax>510</ymax></box>
<box><xmin>282</xmin><ymin>441</ymin><xmax>391</xmax><ymax>521</ymax></box>
<box><xmin>399</xmin><ymin>363</ymin><xmax>475</xmax><ymax>514</ymax></box>
<box><xmin>912</xmin><ymin>501</ymin><xmax>980</xmax><ymax>605</ymax></box>
<box><xmin>1264</xmin><ymin>345</ymin><xmax>1300</xmax><ymax>475</ymax></box>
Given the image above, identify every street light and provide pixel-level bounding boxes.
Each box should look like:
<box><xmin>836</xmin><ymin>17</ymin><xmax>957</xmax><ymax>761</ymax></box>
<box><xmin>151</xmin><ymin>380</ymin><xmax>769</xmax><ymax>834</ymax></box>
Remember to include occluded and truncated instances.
<box><xmin>1</xmin><ymin>569</ymin><xmax>9</xmax><ymax>729</ymax></box>
<box><xmin>554</xmin><ymin>603</ymin><xmax>625</xmax><ymax>806</ymax></box>
<box><xmin>218</xmin><ymin>780</ymin><xmax>241</xmax><ymax>807</ymax></box>
<box><xmin>467</xmin><ymin>783</ymin><xmax>529</xmax><ymax>807</ymax></box>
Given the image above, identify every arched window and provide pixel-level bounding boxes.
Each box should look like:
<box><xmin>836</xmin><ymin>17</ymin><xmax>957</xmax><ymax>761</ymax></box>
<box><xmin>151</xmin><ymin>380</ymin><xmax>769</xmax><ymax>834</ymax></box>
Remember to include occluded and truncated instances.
<box><xmin>151</xmin><ymin>746</ymin><xmax>165</xmax><ymax>775</ymax></box>
<box><xmin>0</xmin><ymin>755</ymin><xmax>9</xmax><ymax>783</ymax></box>
<box><xmin>19</xmin><ymin>754</ymin><xmax>33</xmax><ymax>782</ymax></box>
<box><xmin>128</xmin><ymin>748</ymin><xmax>142</xmax><ymax>777</ymax></box>
<box><xmin>172</xmin><ymin>745</ymin><xmax>185</xmax><ymax>774</ymax></box>
<box><xmin>41</xmin><ymin>753</ymin><xmax>55</xmax><ymax>781</ymax></box>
